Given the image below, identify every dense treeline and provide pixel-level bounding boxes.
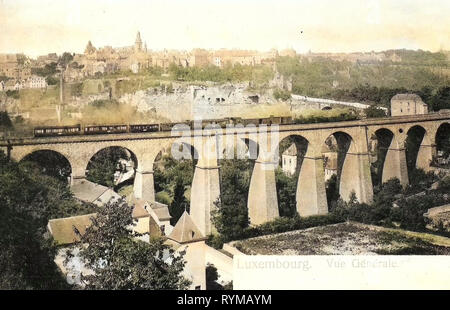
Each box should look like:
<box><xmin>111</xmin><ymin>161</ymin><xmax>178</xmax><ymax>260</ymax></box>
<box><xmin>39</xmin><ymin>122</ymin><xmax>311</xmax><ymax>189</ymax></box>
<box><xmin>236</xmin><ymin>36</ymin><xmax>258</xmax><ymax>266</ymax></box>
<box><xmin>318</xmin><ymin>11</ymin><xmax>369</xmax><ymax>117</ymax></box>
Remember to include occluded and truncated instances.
<box><xmin>0</xmin><ymin>151</ymin><xmax>97</xmax><ymax>289</ymax></box>
<box><xmin>276</xmin><ymin>54</ymin><xmax>450</xmax><ymax>108</ymax></box>
<box><xmin>168</xmin><ymin>63</ymin><xmax>273</xmax><ymax>84</ymax></box>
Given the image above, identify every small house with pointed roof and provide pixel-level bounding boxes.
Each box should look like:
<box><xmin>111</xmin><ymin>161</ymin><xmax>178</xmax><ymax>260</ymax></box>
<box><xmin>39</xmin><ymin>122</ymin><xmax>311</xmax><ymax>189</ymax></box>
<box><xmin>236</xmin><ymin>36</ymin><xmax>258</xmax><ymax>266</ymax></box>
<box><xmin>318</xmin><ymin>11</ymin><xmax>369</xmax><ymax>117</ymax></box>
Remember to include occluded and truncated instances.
<box><xmin>165</xmin><ymin>211</ymin><xmax>207</xmax><ymax>290</ymax></box>
<box><xmin>167</xmin><ymin>211</ymin><xmax>206</xmax><ymax>244</ymax></box>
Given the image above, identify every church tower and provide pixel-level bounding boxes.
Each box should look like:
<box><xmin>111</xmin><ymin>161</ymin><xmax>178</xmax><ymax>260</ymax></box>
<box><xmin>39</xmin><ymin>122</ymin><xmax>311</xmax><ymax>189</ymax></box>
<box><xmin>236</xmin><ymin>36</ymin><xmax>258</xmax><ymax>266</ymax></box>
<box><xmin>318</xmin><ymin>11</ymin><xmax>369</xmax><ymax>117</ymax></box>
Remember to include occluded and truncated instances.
<box><xmin>84</xmin><ymin>40</ymin><xmax>96</xmax><ymax>54</ymax></box>
<box><xmin>134</xmin><ymin>31</ymin><xmax>143</xmax><ymax>52</ymax></box>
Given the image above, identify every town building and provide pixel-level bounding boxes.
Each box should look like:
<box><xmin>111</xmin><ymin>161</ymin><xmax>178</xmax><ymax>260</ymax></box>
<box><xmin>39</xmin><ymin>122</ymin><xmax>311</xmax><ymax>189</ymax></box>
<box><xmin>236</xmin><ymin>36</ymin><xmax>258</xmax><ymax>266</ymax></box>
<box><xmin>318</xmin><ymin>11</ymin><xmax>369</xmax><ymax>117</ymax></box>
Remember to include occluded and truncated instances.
<box><xmin>282</xmin><ymin>144</ymin><xmax>297</xmax><ymax>175</ymax></box>
<box><xmin>26</xmin><ymin>75</ymin><xmax>47</xmax><ymax>89</ymax></box>
<box><xmin>390</xmin><ymin>94</ymin><xmax>428</xmax><ymax>116</ymax></box>
<box><xmin>0</xmin><ymin>54</ymin><xmax>31</xmax><ymax>80</ymax></box>
<box><xmin>323</xmin><ymin>152</ymin><xmax>338</xmax><ymax>181</ymax></box>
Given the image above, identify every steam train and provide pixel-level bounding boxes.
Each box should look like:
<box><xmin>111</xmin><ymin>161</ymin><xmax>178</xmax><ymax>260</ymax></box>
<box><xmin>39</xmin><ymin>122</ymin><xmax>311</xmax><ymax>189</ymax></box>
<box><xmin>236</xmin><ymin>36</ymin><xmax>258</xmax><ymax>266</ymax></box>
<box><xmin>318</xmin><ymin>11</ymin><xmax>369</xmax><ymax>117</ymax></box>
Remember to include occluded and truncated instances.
<box><xmin>33</xmin><ymin>116</ymin><xmax>293</xmax><ymax>137</ymax></box>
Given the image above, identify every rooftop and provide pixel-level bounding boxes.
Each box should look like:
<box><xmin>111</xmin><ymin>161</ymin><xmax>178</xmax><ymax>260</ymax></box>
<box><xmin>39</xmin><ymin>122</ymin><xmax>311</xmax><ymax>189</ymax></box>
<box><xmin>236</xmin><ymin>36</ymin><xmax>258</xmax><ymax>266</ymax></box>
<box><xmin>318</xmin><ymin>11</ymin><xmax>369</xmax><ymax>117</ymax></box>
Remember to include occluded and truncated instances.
<box><xmin>391</xmin><ymin>93</ymin><xmax>423</xmax><ymax>101</ymax></box>
<box><xmin>47</xmin><ymin>213</ymin><xmax>96</xmax><ymax>245</ymax></box>
<box><xmin>283</xmin><ymin>143</ymin><xmax>297</xmax><ymax>156</ymax></box>
<box><xmin>71</xmin><ymin>179</ymin><xmax>121</xmax><ymax>206</ymax></box>
<box><xmin>167</xmin><ymin>211</ymin><xmax>205</xmax><ymax>244</ymax></box>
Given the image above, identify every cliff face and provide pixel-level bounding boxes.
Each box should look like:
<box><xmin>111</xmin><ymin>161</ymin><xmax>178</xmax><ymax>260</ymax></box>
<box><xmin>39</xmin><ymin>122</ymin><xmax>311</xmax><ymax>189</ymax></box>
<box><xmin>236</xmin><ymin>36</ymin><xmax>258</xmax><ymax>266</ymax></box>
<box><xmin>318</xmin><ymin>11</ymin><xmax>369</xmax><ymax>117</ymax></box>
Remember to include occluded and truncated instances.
<box><xmin>119</xmin><ymin>83</ymin><xmax>282</xmax><ymax>121</ymax></box>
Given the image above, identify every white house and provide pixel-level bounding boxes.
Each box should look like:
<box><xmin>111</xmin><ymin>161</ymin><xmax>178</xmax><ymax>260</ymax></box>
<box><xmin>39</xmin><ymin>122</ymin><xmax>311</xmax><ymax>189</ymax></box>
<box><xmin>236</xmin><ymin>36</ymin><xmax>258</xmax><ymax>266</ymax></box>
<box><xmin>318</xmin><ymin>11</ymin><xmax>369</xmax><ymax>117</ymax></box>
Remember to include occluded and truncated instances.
<box><xmin>27</xmin><ymin>75</ymin><xmax>47</xmax><ymax>89</ymax></box>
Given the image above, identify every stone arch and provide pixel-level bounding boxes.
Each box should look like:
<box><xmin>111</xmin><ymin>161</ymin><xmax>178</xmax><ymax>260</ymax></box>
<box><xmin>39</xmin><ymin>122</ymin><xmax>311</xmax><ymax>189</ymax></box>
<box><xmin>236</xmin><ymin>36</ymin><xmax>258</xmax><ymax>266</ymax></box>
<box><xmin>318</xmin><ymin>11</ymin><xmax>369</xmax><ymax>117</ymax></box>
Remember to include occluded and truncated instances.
<box><xmin>405</xmin><ymin>125</ymin><xmax>428</xmax><ymax>177</ymax></box>
<box><xmin>321</xmin><ymin>131</ymin><xmax>353</xmax><ymax>203</ymax></box>
<box><xmin>276</xmin><ymin>134</ymin><xmax>312</xmax><ymax>217</ymax></box>
<box><xmin>434</xmin><ymin>122</ymin><xmax>450</xmax><ymax>167</ymax></box>
<box><xmin>85</xmin><ymin>146</ymin><xmax>139</xmax><ymax>190</ymax></box>
<box><xmin>371</xmin><ymin>128</ymin><xmax>395</xmax><ymax>187</ymax></box>
<box><xmin>322</xmin><ymin>130</ymin><xmax>373</xmax><ymax>204</ymax></box>
<box><xmin>152</xmin><ymin>139</ymin><xmax>209</xmax><ymax>231</ymax></box>
<box><xmin>20</xmin><ymin>149</ymin><xmax>72</xmax><ymax>184</ymax></box>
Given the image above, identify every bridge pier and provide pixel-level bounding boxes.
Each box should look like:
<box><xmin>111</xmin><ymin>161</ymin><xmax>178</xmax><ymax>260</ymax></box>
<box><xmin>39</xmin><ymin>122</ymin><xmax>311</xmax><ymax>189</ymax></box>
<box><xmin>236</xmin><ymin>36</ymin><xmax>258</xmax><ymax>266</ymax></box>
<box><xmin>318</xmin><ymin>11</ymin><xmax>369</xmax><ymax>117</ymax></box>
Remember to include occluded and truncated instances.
<box><xmin>339</xmin><ymin>140</ymin><xmax>373</xmax><ymax>204</ymax></box>
<box><xmin>133</xmin><ymin>169</ymin><xmax>155</xmax><ymax>202</ymax></box>
<box><xmin>382</xmin><ymin>136</ymin><xmax>409</xmax><ymax>187</ymax></box>
<box><xmin>190</xmin><ymin>138</ymin><xmax>221</xmax><ymax>236</ymax></box>
<box><xmin>70</xmin><ymin>163</ymin><xmax>88</xmax><ymax>186</ymax></box>
<box><xmin>296</xmin><ymin>152</ymin><xmax>328</xmax><ymax>216</ymax></box>
<box><xmin>248</xmin><ymin>156</ymin><xmax>279</xmax><ymax>226</ymax></box>
<box><xmin>416</xmin><ymin>134</ymin><xmax>436</xmax><ymax>172</ymax></box>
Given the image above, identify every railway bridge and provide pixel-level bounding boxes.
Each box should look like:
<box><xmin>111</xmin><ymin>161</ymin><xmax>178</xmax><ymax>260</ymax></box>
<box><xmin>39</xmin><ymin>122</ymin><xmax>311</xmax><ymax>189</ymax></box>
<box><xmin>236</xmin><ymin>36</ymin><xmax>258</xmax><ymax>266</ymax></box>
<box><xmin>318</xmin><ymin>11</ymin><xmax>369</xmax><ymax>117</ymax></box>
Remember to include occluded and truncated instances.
<box><xmin>1</xmin><ymin>112</ymin><xmax>449</xmax><ymax>235</ymax></box>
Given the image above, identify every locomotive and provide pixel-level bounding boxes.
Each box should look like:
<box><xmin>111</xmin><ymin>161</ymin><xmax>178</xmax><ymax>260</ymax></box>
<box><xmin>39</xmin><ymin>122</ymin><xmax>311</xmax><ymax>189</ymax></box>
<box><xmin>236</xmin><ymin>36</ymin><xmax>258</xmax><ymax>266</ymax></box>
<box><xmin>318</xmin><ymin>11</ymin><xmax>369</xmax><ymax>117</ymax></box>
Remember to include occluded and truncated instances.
<box><xmin>33</xmin><ymin>116</ymin><xmax>293</xmax><ymax>137</ymax></box>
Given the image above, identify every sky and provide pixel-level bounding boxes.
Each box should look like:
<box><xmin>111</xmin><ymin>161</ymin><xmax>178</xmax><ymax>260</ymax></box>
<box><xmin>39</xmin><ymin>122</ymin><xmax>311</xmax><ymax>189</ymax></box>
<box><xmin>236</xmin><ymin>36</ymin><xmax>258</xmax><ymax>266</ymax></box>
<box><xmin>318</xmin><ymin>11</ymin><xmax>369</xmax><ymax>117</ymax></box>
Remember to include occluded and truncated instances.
<box><xmin>0</xmin><ymin>0</ymin><xmax>449</xmax><ymax>57</ymax></box>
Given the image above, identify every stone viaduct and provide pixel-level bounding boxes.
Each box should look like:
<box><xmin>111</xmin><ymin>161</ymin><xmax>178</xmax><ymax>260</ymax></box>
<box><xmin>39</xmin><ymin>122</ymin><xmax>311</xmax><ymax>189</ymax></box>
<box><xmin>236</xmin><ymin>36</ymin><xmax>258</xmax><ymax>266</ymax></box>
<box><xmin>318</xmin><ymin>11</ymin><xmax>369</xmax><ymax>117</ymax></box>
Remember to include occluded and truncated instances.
<box><xmin>1</xmin><ymin>112</ymin><xmax>449</xmax><ymax>236</ymax></box>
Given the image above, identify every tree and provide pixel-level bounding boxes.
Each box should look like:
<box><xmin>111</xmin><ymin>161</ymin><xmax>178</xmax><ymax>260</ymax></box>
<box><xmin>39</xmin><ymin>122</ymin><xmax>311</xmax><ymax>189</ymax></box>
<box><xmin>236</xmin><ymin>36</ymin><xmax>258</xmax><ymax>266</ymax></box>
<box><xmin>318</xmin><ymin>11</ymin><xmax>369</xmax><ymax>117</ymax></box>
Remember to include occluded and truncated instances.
<box><xmin>86</xmin><ymin>147</ymin><xmax>130</xmax><ymax>188</ymax></box>
<box><xmin>212</xmin><ymin>159</ymin><xmax>251</xmax><ymax>240</ymax></box>
<box><xmin>169</xmin><ymin>177</ymin><xmax>189</xmax><ymax>225</ymax></box>
<box><xmin>0</xmin><ymin>111</ymin><xmax>13</xmax><ymax>129</ymax></box>
<box><xmin>74</xmin><ymin>200</ymin><xmax>190</xmax><ymax>290</ymax></box>
<box><xmin>364</xmin><ymin>105</ymin><xmax>386</xmax><ymax>118</ymax></box>
<box><xmin>59</xmin><ymin>52</ymin><xmax>74</xmax><ymax>67</ymax></box>
<box><xmin>275</xmin><ymin>168</ymin><xmax>297</xmax><ymax>217</ymax></box>
<box><xmin>0</xmin><ymin>151</ymin><xmax>80</xmax><ymax>289</ymax></box>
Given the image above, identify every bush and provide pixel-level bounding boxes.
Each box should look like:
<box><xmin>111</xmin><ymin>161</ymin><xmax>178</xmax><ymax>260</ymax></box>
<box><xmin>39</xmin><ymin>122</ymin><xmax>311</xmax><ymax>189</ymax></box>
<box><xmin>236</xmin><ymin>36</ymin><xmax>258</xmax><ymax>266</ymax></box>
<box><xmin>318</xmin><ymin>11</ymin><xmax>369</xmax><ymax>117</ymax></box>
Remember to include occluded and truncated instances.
<box><xmin>0</xmin><ymin>111</ymin><xmax>13</xmax><ymax>129</ymax></box>
<box><xmin>5</xmin><ymin>90</ymin><xmax>19</xmax><ymax>99</ymax></box>
<box><xmin>364</xmin><ymin>105</ymin><xmax>386</xmax><ymax>118</ymax></box>
<box><xmin>293</xmin><ymin>111</ymin><xmax>359</xmax><ymax>124</ymax></box>
<box><xmin>273</xmin><ymin>88</ymin><xmax>291</xmax><ymax>101</ymax></box>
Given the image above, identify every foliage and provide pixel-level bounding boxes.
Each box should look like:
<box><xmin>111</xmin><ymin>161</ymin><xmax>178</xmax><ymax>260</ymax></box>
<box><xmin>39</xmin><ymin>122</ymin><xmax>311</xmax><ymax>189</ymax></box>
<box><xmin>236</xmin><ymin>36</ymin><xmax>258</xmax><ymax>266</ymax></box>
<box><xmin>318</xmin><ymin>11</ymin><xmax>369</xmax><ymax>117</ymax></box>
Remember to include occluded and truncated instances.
<box><xmin>436</xmin><ymin>123</ymin><xmax>450</xmax><ymax>158</ymax></box>
<box><xmin>276</xmin><ymin>53</ymin><xmax>449</xmax><ymax>108</ymax></box>
<box><xmin>32</xmin><ymin>62</ymin><xmax>58</xmax><ymax>77</ymax></box>
<box><xmin>0</xmin><ymin>111</ymin><xmax>13</xmax><ymax>129</ymax></box>
<box><xmin>364</xmin><ymin>105</ymin><xmax>387</xmax><ymax>118</ymax></box>
<box><xmin>70</xmin><ymin>82</ymin><xmax>84</xmax><ymax>97</ymax></box>
<box><xmin>0</xmin><ymin>151</ymin><xmax>91</xmax><ymax>289</ymax></box>
<box><xmin>21</xmin><ymin>150</ymin><xmax>71</xmax><ymax>183</ymax></box>
<box><xmin>0</xmin><ymin>75</ymin><xmax>10</xmax><ymax>82</ymax></box>
<box><xmin>293</xmin><ymin>111</ymin><xmax>359</xmax><ymax>124</ymax></box>
<box><xmin>325</xmin><ymin>174</ymin><xmax>340</xmax><ymax>209</ymax></box>
<box><xmin>211</xmin><ymin>159</ymin><xmax>251</xmax><ymax>240</ymax></box>
<box><xmin>275</xmin><ymin>168</ymin><xmax>297</xmax><ymax>217</ymax></box>
<box><xmin>154</xmin><ymin>154</ymin><xmax>195</xmax><ymax>224</ymax></box>
<box><xmin>59</xmin><ymin>52</ymin><xmax>74</xmax><ymax>67</ymax></box>
<box><xmin>73</xmin><ymin>200</ymin><xmax>190</xmax><ymax>290</ymax></box>
<box><xmin>5</xmin><ymin>89</ymin><xmax>19</xmax><ymax>99</ymax></box>
<box><xmin>273</xmin><ymin>88</ymin><xmax>291</xmax><ymax>101</ymax></box>
<box><xmin>46</xmin><ymin>76</ymin><xmax>58</xmax><ymax>86</ymax></box>
<box><xmin>169</xmin><ymin>177</ymin><xmax>189</xmax><ymax>225</ymax></box>
<box><xmin>168</xmin><ymin>63</ymin><xmax>273</xmax><ymax>84</ymax></box>
<box><xmin>207</xmin><ymin>214</ymin><xmax>342</xmax><ymax>248</ymax></box>
<box><xmin>429</xmin><ymin>86</ymin><xmax>450</xmax><ymax>111</ymax></box>
<box><xmin>331</xmin><ymin>174</ymin><xmax>448</xmax><ymax>234</ymax></box>
<box><xmin>86</xmin><ymin>147</ymin><xmax>130</xmax><ymax>188</ymax></box>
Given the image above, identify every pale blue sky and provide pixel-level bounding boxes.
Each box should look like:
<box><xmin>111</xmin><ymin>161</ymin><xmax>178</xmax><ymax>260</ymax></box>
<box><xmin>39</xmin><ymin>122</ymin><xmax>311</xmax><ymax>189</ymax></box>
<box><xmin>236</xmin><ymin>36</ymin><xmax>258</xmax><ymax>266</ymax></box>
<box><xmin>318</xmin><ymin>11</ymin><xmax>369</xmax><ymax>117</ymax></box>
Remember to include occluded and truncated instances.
<box><xmin>0</xmin><ymin>0</ymin><xmax>449</xmax><ymax>56</ymax></box>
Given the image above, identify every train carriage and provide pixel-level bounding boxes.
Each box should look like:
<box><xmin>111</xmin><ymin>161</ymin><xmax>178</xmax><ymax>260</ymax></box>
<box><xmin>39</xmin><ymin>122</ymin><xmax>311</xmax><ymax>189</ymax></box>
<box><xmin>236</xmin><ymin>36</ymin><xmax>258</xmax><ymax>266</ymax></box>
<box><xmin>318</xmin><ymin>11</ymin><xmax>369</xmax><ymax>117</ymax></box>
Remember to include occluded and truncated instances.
<box><xmin>34</xmin><ymin>124</ymin><xmax>81</xmax><ymax>137</ymax></box>
<box><xmin>129</xmin><ymin>124</ymin><xmax>159</xmax><ymax>133</ymax></box>
<box><xmin>84</xmin><ymin>124</ymin><xmax>128</xmax><ymax>135</ymax></box>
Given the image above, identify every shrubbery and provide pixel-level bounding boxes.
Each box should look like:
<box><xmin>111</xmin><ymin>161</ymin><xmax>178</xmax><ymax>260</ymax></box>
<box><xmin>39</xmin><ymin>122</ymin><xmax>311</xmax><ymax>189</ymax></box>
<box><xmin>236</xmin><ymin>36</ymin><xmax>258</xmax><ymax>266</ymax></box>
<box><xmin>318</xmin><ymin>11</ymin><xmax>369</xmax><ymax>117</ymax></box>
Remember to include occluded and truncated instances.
<box><xmin>293</xmin><ymin>111</ymin><xmax>359</xmax><ymax>124</ymax></box>
<box><xmin>207</xmin><ymin>214</ymin><xmax>342</xmax><ymax>249</ymax></box>
<box><xmin>331</xmin><ymin>171</ymin><xmax>449</xmax><ymax>233</ymax></box>
<box><xmin>273</xmin><ymin>88</ymin><xmax>291</xmax><ymax>101</ymax></box>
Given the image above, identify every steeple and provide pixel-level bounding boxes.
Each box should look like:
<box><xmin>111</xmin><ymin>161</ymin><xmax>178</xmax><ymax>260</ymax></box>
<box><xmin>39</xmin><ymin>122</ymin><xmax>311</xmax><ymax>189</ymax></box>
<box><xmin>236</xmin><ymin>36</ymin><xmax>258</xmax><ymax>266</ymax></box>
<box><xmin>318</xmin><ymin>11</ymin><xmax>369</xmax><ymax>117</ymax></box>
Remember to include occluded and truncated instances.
<box><xmin>134</xmin><ymin>31</ymin><xmax>143</xmax><ymax>52</ymax></box>
<box><xmin>84</xmin><ymin>40</ymin><xmax>96</xmax><ymax>54</ymax></box>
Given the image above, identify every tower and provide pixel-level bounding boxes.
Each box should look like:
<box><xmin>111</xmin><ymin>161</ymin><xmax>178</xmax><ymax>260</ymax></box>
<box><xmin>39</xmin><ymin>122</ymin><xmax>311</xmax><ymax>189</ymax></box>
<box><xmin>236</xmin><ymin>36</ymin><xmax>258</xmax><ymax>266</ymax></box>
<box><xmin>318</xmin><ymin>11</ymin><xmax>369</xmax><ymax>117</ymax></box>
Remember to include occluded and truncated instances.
<box><xmin>134</xmin><ymin>31</ymin><xmax>143</xmax><ymax>52</ymax></box>
<box><xmin>84</xmin><ymin>41</ymin><xmax>96</xmax><ymax>54</ymax></box>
